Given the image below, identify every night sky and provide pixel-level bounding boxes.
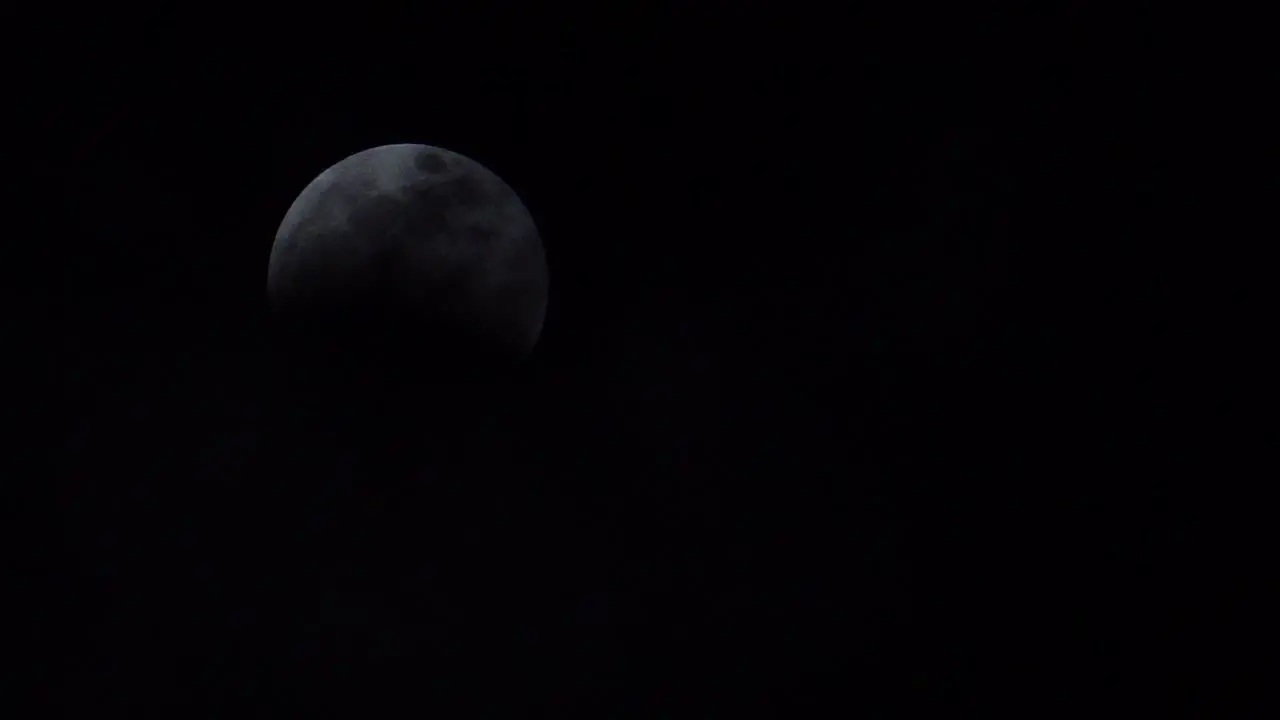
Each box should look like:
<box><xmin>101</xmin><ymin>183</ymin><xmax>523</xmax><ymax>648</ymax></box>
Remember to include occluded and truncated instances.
<box><xmin>20</xmin><ymin>8</ymin><xmax>1206</xmax><ymax>718</ymax></box>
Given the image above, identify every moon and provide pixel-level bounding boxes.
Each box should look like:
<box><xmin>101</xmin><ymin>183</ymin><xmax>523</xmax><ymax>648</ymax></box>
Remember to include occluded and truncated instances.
<box><xmin>267</xmin><ymin>144</ymin><xmax>548</xmax><ymax>372</ymax></box>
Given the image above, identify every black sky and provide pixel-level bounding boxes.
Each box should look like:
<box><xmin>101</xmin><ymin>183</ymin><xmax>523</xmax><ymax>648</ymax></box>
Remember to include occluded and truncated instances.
<box><xmin>18</xmin><ymin>8</ymin><xmax>1210</xmax><ymax>718</ymax></box>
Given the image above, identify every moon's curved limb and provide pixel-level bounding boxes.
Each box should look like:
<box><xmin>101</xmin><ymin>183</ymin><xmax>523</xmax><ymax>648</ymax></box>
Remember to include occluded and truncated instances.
<box><xmin>268</xmin><ymin>144</ymin><xmax>548</xmax><ymax>358</ymax></box>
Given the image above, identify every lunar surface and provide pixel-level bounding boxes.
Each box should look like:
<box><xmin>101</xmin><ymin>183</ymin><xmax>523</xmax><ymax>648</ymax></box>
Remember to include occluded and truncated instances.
<box><xmin>267</xmin><ymin>144</ymin><xmax>548</xmax><ymax>372</ymax></box>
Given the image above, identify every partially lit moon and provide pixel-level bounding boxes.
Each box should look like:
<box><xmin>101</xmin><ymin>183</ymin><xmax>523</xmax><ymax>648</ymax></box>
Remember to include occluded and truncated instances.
<box><xmin>267</xmin><ymin>143</ymin><xmax>548</xmax><ymax>365</ymax></box>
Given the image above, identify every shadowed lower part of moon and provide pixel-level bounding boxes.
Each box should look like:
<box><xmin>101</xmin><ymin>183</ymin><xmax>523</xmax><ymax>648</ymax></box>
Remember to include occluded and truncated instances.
<box><xmin>266</xmin><ymin>144</ymin><xmax>549</xmax><ymax>379</ymax></box>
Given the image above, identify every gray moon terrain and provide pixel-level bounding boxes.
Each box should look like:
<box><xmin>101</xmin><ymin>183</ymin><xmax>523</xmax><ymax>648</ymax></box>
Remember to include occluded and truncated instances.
<box><xmin>267</xmin><ymin>144</ymin><xmax>548</xmax><ymax>368</ymax></box>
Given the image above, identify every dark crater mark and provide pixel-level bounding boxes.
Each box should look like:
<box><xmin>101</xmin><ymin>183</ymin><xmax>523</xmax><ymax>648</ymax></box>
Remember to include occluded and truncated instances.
<box><xmin>415</xmin><ymin>150</ymin><xmax>449</xmax><ymax>174</ymax></box>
